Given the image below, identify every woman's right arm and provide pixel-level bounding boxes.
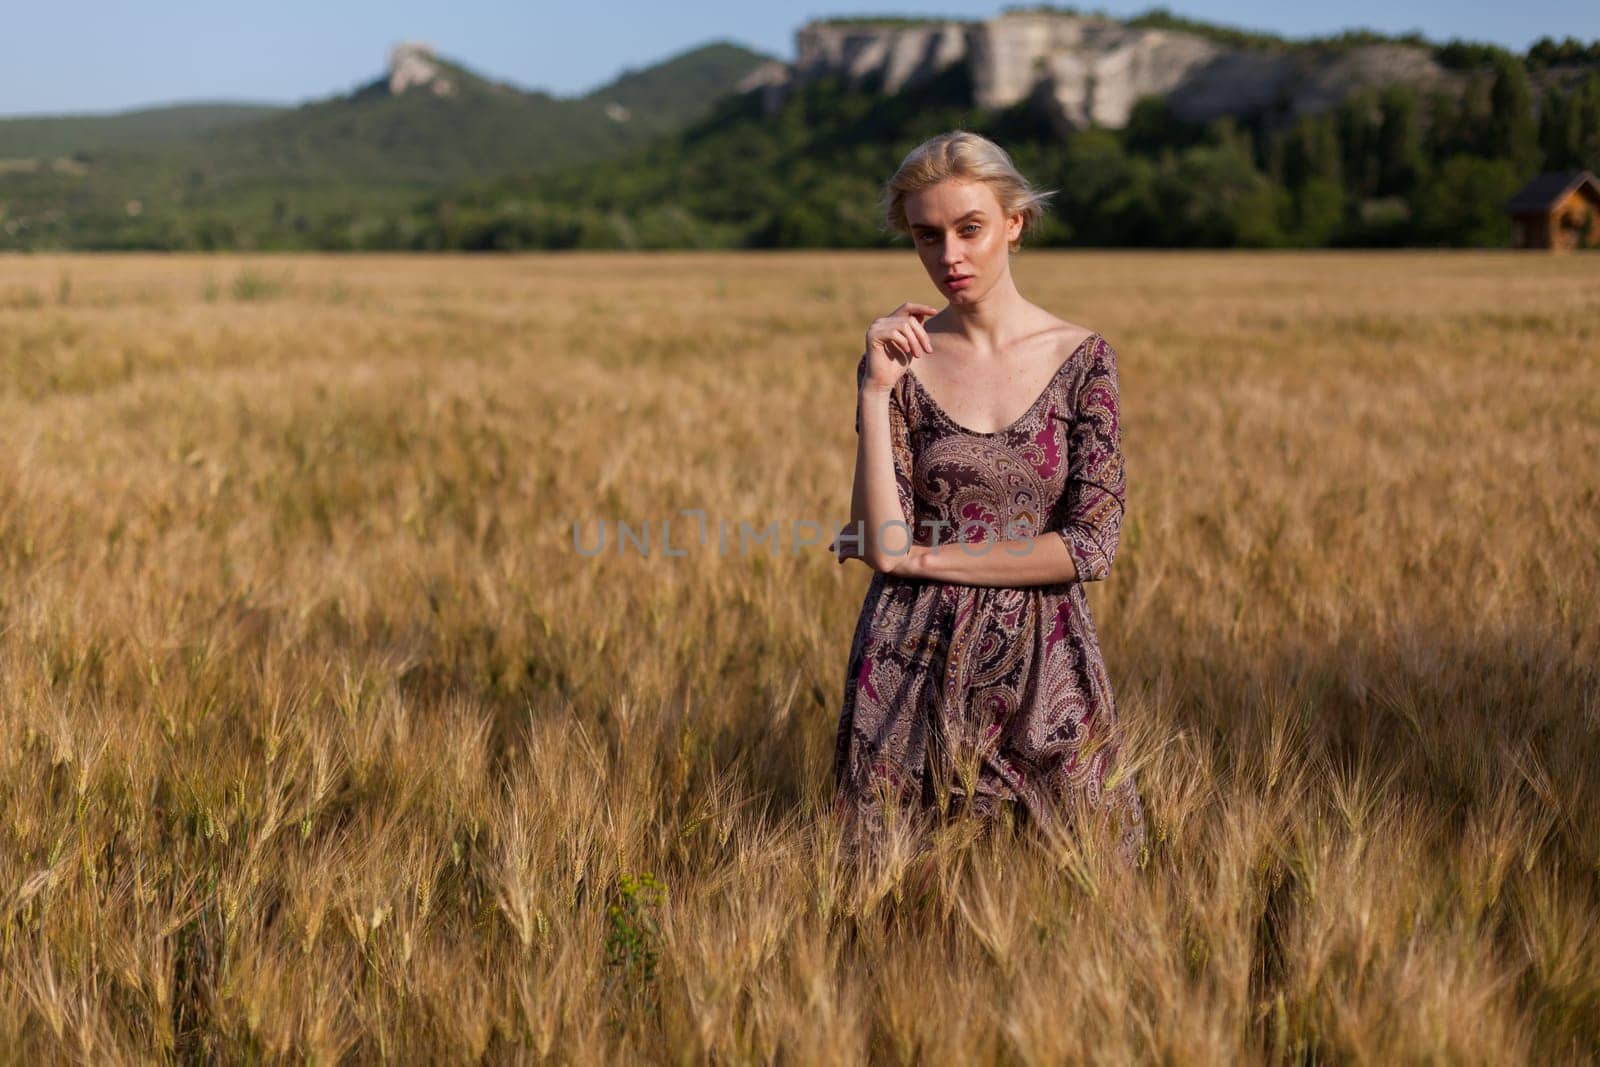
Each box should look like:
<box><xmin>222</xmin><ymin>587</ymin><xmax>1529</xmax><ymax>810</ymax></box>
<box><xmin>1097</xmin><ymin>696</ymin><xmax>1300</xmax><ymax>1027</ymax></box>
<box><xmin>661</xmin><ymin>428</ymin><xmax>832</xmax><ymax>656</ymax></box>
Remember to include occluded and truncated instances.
<box><xmin>842</xmin><ymin>303</ymin><xmax>937</xmax><ymax>573</ymax></box>
<box><xmin>849</xmin><ymin>358</ymin><xmax>913</xmax><ymax>573</ymax></box>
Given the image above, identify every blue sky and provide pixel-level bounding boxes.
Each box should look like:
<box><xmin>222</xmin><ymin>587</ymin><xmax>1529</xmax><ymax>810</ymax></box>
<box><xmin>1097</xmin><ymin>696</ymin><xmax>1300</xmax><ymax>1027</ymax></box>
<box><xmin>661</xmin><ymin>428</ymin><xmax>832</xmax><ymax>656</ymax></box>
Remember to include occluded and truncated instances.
<box><xmin>3</xmin><ymin>1</ymin><xmax>1596</xmax><ymax>116</ymax></box>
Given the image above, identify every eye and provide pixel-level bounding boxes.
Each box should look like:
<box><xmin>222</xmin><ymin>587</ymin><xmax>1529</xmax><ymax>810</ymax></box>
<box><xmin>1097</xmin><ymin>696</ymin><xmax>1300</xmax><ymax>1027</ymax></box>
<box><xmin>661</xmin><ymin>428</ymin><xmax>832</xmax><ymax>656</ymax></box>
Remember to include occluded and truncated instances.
<box><xmin>961</xmin><ymin>224</ymin><xmax>980</xmax><ymax>234</ymax></box>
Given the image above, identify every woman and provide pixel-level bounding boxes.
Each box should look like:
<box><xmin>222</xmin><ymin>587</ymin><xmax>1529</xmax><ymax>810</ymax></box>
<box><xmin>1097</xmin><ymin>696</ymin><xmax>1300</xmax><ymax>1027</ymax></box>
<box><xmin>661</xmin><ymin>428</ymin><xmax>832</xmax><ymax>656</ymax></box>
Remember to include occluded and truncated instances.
<box><xmin>829</xmin><ymin>130</ymin><xmax>1147</xmax><ymax>869</ymax></box>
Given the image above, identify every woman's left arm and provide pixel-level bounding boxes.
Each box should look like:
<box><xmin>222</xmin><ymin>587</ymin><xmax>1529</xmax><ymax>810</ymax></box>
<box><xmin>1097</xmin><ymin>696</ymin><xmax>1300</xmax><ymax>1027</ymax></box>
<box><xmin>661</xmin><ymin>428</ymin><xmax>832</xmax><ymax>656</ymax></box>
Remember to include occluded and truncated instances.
<box><xmin>902</xmin><ymin>530</ymin><xmax>1080</xmax><ymax>586</ymax></box>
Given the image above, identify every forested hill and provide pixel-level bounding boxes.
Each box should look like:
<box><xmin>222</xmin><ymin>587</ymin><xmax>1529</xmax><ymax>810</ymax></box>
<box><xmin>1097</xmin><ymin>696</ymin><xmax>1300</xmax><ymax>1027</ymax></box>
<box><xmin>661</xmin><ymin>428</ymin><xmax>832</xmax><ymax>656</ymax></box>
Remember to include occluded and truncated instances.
<box><xmin>406</xmin><ymin>21</ymin><xmax>1600</xmax><ymax>252</ymax></box>
<box><xmin>0</xmin><ymin>41</ymin><xmax>777</xmax><ymax>250</ymax></box>
<box><xmin>0</xmin><ymin>103</ymin><xmax>286</xmax><ymax>158</ymax></box>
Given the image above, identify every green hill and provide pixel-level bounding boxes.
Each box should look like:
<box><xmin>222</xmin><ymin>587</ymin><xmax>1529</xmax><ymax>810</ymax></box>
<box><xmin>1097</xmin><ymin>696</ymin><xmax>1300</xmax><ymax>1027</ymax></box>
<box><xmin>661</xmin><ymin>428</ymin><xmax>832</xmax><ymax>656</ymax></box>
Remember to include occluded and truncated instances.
<box><xmin>582</xmin><ymin>41</ymin><xmax>783</xmax><ymax>137</ymax></box>
<box><xmin>0</xmin><ymin>41</ymin><xmax>778</xmax><ymax>250</ymax></box>
<box><xmin>0</xmin><ymin>101</ymin><xmax>284</xmax><ymax>159</ymax></box>
<box><xmin>177</xmin><ymin>49</ymin><xmax>674</xmax><ymax>186</ymax></box>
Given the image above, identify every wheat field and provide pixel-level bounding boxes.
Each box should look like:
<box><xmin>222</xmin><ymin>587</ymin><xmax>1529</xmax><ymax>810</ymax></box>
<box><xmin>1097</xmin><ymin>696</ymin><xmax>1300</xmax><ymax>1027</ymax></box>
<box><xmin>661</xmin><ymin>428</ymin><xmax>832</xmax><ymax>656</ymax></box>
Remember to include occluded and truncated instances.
<box><xmin>1</xmin><ymin>249</ymin><xmax>1597</xmax><ymax>1063</ymax></box>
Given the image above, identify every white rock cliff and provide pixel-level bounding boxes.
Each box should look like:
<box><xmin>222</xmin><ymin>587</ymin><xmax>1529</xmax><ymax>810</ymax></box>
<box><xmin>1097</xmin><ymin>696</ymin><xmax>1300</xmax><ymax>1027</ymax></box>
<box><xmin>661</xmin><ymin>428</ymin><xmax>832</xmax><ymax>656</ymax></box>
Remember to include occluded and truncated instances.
<box><xmin>759</xmin><ymin>13</ymin><xmax>1464</xmax><ymax>134</ymax></box>
<box><xmin>388</xmin><ymin>42</ymin><xmax>457</xmax><ymax>98</ymax></box>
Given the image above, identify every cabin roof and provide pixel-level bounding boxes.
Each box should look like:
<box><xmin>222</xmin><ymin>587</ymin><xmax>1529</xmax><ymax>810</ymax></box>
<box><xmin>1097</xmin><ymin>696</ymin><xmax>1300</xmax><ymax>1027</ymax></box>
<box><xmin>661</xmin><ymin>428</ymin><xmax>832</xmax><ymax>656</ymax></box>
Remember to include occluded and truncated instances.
<box><xmin>1504</xmin><ymin>170</ymin><xmax>1600</xmax><ymax>214</ymax></box>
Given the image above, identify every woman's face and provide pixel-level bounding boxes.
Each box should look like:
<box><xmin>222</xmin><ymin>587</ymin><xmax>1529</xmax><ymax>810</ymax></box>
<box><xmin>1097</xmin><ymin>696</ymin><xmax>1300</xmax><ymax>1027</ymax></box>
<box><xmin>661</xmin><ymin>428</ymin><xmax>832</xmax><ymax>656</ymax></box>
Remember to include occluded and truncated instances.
<box><xmin>904</xmin><ymin>179</ymin><xmax>1023</xmax><ymax>304</ymax></box>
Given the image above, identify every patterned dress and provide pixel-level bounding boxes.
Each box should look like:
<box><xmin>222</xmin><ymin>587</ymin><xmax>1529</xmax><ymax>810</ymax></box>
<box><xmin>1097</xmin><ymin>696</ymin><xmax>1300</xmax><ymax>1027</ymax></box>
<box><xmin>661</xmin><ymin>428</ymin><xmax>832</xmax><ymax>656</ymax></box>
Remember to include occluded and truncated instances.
<box><xmin>833</xmin><ymin>331</ymin><xmax>1147</xmax><ymax>868</ymax></box>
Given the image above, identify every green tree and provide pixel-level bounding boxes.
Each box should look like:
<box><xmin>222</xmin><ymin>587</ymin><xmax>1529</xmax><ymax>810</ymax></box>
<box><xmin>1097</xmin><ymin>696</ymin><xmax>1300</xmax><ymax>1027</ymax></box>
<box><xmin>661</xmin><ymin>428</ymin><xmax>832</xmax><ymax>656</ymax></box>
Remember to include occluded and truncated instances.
<box><xmin>1487</xmin><ymin>56</ymin><xmax>1540</xmax><ymax>174</ymax></box>
<box><xmin>1574</xmin><ymin>73</ymin><xmax>1600</xmax><ymax>171</ymax></box>
<box><xmin>1099</xmin><ymin>154</ymin><xmax>1165</xmax><ymax>246</ymax></box>
<box><xmin>1526</xmin><ymin>35</ymin><xmax>1600</xmax><ymax>71</ymax></box>
<box><xmin>1376</xmin><ymin>85</ymin><xmax>1426</xmax><ymax>197</ymax></box>
<box><xmin>1123</xmin><ymin>95</ymin><xmax>1202</xmax><ymax>157</ymax></box>
<box><xmin>1274</xmin><ymin>113</ymin><xmax>1343</xmax><ymax>190</ymax></box>
<box><xmin>1204</xmin><ymin>114</ymin><xmax>1261</xmax><ymax>163</ymax></box>
<box><xmin>1056</xmin><ymin>130</ymin><xmax>1137</xmax><ymax>244</ymax></box>
<box><xmin>1336</xmin><ymin>91</ymin><xmax>1382</xmax><ymax>197</ymax></box>
<box><xmin>1415</xmin><ymin>154</ymin><xmax>1521</xmax><ymax>246</ymax></box>
<box><xmin>1427</xmin><ymin>77</ymin><xmax>1494</xmax><ymax>160</ymax></box>
<box><xmin>1268</xmin><ymin>112</ymin><xmax>1348</xmax><ymax>244</ymax></box>
<box><xmin>1288</xmin><ymin>178</ymin><xmax>1347</xmax><ymax>245</ymax></box>
<box><xmin>1154</xmin><ymin>141</ymin><xmax>1287</xmax><ymax>247</ymax></box>
<box><xmin>756</xmin><ymin>201</ymin><xmax>834</xmax><ymax>247</ymax></box>
<box><xmin>1538</xmin><ymin>87</ymin><xmax>1581</xmax><ymax>169</ymax></box>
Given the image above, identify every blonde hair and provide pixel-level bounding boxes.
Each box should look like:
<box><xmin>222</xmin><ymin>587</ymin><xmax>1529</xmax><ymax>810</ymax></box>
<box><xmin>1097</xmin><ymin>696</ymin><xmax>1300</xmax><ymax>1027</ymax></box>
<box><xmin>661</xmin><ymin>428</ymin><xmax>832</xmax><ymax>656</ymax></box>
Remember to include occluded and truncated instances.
<box><xmin>880</xmin><ymin>130</ymin><xmax>1057</xmax><ymax>253</ymax></box>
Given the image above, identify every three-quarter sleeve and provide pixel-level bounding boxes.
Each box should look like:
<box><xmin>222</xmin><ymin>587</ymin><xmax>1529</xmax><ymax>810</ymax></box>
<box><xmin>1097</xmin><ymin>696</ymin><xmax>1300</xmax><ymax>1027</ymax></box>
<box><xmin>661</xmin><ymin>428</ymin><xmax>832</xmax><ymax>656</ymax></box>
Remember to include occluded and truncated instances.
<box><xmin>1049</xmin><ymin>337</ymin><xmax>1125</xmax><ymax>582</ymax></box>
<box><xmin>853</xmin><ymin>354</ymin><xmax>916</xmax><ymax>528</ymax></box>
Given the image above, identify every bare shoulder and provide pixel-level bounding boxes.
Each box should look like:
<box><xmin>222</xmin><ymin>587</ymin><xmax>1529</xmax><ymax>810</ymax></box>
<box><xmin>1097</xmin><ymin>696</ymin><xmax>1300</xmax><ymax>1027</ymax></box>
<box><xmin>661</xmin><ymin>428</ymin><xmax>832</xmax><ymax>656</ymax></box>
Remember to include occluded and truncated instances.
<box><xmin>1035</xmin><ymin>312</ymin><xmax>1099</xmax><ymax>363</ymax></box>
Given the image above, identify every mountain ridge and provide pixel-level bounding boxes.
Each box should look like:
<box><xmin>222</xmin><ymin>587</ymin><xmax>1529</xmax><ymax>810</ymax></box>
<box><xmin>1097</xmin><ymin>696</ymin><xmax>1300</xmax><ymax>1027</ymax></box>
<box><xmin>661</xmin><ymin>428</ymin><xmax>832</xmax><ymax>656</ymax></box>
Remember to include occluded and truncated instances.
<box><xmin>0</xmin><ymin>39</ymin><xmax>779</xmax><ymax>162</ymax></box>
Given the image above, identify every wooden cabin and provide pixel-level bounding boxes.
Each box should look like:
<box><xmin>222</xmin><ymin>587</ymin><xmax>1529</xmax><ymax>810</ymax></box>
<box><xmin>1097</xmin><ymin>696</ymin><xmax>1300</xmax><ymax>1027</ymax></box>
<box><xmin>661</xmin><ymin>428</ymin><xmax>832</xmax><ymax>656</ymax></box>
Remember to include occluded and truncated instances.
<box><xmin>1504</xmin><ymin>170</ymin><xmax>1600</xmax><ymax>251</ymax></box>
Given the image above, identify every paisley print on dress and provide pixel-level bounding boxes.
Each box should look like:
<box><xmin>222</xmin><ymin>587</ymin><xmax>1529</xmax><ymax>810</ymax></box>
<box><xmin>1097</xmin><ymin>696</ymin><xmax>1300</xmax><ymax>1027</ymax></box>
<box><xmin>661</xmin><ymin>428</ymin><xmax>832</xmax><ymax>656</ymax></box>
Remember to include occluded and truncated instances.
<box><xmin>835</xmin><ymin>333</ymin><xmax>1146</xmax><ymax>868</ymax></box>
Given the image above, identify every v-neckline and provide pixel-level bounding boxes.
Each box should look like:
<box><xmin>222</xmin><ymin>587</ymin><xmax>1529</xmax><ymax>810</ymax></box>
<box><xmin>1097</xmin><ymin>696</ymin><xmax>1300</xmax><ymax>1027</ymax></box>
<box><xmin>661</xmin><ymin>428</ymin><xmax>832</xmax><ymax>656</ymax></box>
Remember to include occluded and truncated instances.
<box><xmin>906</xmin><ymin>332</ymin><xmax>1099</xmax><ymax>438</ymax></box>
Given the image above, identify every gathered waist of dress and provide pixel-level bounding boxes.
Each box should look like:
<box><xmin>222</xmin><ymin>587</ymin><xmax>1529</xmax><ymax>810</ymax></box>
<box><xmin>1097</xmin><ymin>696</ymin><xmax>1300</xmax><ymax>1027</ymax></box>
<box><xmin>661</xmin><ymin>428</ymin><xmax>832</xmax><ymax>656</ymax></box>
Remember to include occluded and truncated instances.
<box><xmin>872</xmin><ymin>568</ymin><xmax>1081</xmax><ymax>599</ymax></box>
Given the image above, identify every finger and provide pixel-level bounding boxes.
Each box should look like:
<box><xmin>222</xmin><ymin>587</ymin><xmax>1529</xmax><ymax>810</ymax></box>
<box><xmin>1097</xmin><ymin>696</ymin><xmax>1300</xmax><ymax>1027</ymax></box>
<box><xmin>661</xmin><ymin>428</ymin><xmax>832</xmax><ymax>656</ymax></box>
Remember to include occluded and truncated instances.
<box><xmin>895</xmin><ymin>326</ymin><xmax>917</xmax><ymax>358</ymax></box>
<box><xmin>900</xmin><ymin>319</ymin><xmax>925</xmax><ymax>356</ymax></box>
<box><xmin>909</xmin><ymin>303</ymin><xmax>939</xmax><ymax>320</ymax></box>
<box><xmin>909</xmin><ymin>318</ymin><xmax>933</xmax><ymax>354</ymax></box>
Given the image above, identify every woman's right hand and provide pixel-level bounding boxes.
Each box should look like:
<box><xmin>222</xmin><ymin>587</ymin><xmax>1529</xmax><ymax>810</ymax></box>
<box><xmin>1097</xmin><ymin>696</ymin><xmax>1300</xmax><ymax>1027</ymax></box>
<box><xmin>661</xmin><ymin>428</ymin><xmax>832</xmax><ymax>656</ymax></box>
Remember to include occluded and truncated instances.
<box><xmin>863</xmin><ymin>302</ymin><xmax>938</xmax><ymax>391</ymax></box>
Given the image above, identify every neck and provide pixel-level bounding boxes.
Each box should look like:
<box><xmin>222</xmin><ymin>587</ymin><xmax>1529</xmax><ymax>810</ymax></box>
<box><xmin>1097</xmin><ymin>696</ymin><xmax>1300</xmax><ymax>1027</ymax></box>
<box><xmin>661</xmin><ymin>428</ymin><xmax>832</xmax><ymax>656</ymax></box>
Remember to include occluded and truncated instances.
<box><xmin>944</xmin><ymin>270</ymin><xmax>1028</xmax><ymax>355</ymax></box>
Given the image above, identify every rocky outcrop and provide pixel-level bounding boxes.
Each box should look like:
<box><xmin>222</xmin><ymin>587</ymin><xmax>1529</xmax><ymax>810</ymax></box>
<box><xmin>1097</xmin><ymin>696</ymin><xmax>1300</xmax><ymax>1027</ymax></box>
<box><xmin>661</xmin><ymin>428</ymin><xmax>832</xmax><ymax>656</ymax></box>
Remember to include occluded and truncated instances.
<box><xmin>1161</xmin><ymin>41</ymin><xmax>1462</xmax><ymax>128</ymax></box>
<box><xmin>735</xmin><ymin>59</ymin><xmax>793</xmax><ymax>114</ymax></box>
<box><xmin>388</xmin><ymin>42</ymin><xmax>457</xmax><ymax>98</ymax></box>
<box><xmin>968</xmin><ymin>13</ymin><xmax>1227</xmax><ymax>130</ymax></box>
<box><xmin>793</xmin><ymin>20</ymin><xmax>969</xmax><ymax>95</ymax></box>
<box><xmin>755</xmin><ymin>13</ymin><xmax>1466</xmax><ymax>134</ymax></box>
